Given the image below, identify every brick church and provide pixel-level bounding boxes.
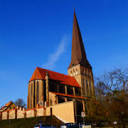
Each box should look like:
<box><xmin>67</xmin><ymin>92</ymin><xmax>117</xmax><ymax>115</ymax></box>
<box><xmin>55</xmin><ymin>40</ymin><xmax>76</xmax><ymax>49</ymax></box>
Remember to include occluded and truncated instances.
<box><xmin>27</xmin><ymin>11</ymin><xmax>95</xmax><ymax>116</ymax></box>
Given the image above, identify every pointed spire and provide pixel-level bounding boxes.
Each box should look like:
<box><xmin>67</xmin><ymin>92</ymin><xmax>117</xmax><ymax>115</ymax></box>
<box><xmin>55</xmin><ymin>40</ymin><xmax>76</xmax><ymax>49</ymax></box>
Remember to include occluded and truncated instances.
<box><xmin>68</xmin><ymin>11</ymin><xmax>91</xmax><ymax>69</ymax></box>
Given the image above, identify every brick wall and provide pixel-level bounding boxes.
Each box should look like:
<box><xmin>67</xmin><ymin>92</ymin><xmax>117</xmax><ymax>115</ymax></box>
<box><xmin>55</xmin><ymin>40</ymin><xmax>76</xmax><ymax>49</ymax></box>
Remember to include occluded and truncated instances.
<box><xmin>36</xmin><ymin>107</ymin><xmax>45</xmax><ymax>117</ymax></box>
<box><xmin>17</xmin><ymin>108</ymin><xmax>25</xmax><ymax>119</ymax></box>
<box><xmin>26</xmin><ymin>109</ymin><xmax>35</xmax><ymax>118</ymax></box>
<box><xmin>9</xmin><ymin>109</ymin><xmax>15</xmax><ymax>119</ymax></box>
<box><xmin>0</xmin><ymin>101</ymin><xmax>75</xmax><ymax>123</ymax></box>
<box><xmin>2</xmin><ymin>111</ymin><xmax>7</xmax><ymax>120</ymax></box>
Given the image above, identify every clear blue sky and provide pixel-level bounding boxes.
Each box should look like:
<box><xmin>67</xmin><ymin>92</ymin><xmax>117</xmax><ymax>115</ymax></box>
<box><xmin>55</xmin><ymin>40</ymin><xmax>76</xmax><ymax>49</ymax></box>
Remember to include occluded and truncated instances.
<box><xmin>0</xmin><ymin>0</ymin><xmax>128</xmax><ymax>106</ymax></box>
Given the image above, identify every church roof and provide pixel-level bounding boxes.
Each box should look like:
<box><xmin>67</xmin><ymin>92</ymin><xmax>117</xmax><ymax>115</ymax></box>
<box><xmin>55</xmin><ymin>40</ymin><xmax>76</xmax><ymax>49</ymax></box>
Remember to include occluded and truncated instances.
<box><xmin>30</xmin><ymin>67</ymin><xmax>80</xmax><ymax>87</ymax></box>
<box><xmin>68</xmin><ymin>11</ymin><xmax>91</xmax><ymax>69</ymax></box>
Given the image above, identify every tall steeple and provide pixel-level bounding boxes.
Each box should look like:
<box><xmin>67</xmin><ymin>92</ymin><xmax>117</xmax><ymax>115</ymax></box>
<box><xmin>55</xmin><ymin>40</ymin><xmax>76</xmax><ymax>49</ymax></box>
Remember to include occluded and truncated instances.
<box><xmin>68</xmin><ymin>11</ymin><xmax>91</xmax><ymax>69</ymax></box>
<box><xmin>68</xmin><ymin>11</ymin><xmax>95</xmax><ymax>97</ymax></box>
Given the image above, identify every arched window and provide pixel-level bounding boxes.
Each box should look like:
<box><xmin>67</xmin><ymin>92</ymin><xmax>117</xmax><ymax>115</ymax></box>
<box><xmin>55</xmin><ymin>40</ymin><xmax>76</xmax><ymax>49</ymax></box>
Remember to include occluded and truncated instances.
<box><xmin>86</xmin><ymin>80</ymin><xmax>88</xmax><ymax>96</ymax></box>
<box><xmin>89</xmin><ymin>80</ymin><xmax>92</xmax><ymax>96</ymax></box>
<box><xmin>67</xmin><ymin>86</ymin><xmax>73</xmax><ymax>95</ymax></box>
<box><xmin>31</xmin><ymin>83</ymin><xmax>33</xmax><ymax>96</ymax></box>
<box><xmin>83</xmin><ymin>79</ymin><xmax>86</xmax><ymax>95</ymax></box>
<box><xmin>37</xmin><ymin>81</ymin><xmax>39</xmax><ymax>104</ymax></box>
<box><xmin>30</xmin><ymin>83</ymin><xmax>33</xmax><ymax>108</ymax></box>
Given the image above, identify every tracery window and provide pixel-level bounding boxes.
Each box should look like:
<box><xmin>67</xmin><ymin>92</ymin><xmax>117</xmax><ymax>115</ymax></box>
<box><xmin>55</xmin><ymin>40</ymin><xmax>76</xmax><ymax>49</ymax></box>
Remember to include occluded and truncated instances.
<box><xmin>89</xmin><ymin>80</ymin><xmax>92</xmax><ymax>96</ymax></box>
<box><xmin>86</xmin><ymin>80</ymin><xmax>88</xmax><ymax>96</ymax></box>
<box><xmin>37</xmin><ymin>81</ymin><xmax>39</xmax><ymax>104</ymax></box>
<box><xmin>83</xmin><ymin>79</ymin><xmax>86</xmax><ymax>95</ymax></box>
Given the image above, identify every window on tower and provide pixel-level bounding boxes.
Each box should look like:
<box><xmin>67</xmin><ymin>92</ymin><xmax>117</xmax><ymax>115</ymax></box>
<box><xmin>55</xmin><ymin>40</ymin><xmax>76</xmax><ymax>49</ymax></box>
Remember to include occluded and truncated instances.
<box><xmin>89</xmin><ymin>80</ymin><xmax>92</xmax><ymax>96</ymax></box>
<box><xmin>83</xmin><ymin>79</ymin><xmax>86</xmax><ymax>95</ymax></box>
<box><xmin>86</xmin><ymin>80</ymin><xmax>88</xmax><ymax>96</ymax></box>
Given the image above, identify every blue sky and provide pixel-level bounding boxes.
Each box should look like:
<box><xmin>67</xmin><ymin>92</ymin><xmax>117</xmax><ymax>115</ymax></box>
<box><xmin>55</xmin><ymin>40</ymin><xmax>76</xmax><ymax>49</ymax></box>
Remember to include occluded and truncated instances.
<box><xmin>0</xmin><ymin>0</ymin><xmax>128</xmax><ymax>106</ymax></box>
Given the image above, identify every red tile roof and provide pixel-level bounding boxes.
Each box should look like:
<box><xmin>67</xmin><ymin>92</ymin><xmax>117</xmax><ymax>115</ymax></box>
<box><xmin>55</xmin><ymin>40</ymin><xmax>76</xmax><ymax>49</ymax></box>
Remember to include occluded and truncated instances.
<box><xmin>0</xmin><ymin>101</ymin><xmax>15</xmax><ymax>112</ymax></box>
<box><xmin>30</xmin><ymin>67</ymin><xmax>80</xmax><ymax>87</ymax></box>
<box><xmin>5</xmin><ymin>101</ymin><xmax>13</xmax><ymax>107</ymax></box>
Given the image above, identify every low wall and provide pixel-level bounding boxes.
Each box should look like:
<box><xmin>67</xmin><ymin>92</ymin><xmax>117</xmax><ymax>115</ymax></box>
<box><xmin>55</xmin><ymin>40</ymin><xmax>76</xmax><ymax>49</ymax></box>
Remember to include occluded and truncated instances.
<box><xmin>17</xmin><ymin>109</ymin><xmax>25</xmax><ymax>119</ymax></box>
<box><xmin>47</xmin><ymin>101</ymin><xmax>75</xmax><ymax>123</ymax></box>
<box><xmin>36</xmin><ymin>107</ymin><xmax>45</xmax><ymax>117</ymax></box>
<box><xmin>0</xmin><ymin>101</ymin><xmax>75</xmax><ymax>123</ymax></box>
<box><xmin>9</xmin><ymin>109</ymin><xmax>15</xmax><ymax>119</ymax></box>
<box><xmin>2</xmin><ymin>111</ymin><xmax>7</xmax><ymax>120</ymax></box>
<box><xmin>26</xmin><ymin>109</ymin><xmax>35</xmax><ymax>118</ymax></box>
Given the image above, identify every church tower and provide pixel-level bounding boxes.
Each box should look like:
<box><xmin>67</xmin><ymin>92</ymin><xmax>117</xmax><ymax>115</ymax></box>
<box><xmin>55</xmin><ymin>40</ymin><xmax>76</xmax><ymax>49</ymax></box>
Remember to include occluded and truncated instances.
<box><xmin>68</xmin><ymin>11</ymin><xmax>95</xmax><ymax>97</ymax></box>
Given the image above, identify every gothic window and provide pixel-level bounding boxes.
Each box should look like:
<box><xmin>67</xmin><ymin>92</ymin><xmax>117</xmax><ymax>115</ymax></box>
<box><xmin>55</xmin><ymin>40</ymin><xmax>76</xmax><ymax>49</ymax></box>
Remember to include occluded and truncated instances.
<box><xmin>83</xmin><ymin>79</ymin><xmax>86</xmax><ymax>95</ymax></box>
<box><xmin>29</xmin><ymin>84</ymin><xmax>32</xmax><ymax>108</ymax></box>
<box><xmin>37</xmin><ymin>81</ymin><xmax>39</xmax><ymax>104</ymax></box>
<box><xmin>31</xmin><ymin>83</ymin><xmax>33</xmax><ymax>97</ymax></box>
<box><xmin>49</xmin><ymin>81</ymin><xmax>57</xmax><ymax>93</ymax></box>
<box><xmin>33</xmin><ymin>81</ymin><xmax>36</xmax><ymax>107</ymax></box>
<box><xmin>67</xmin><ymin>86</ymin><xmax>73</xmax><ymax>95</ymax></box>
<box><xmin>30</xmin><ymin>83</ymin><xmax>33</xmax><ymax>108</ymax></box>
<box><xmin>84</xmin><ymin>69</ymin><xmax>85</xmax><ymax>75</ymax></box>
<box><xmin>86</xmin><ymin>80</ymin><xmax>88</xmax><ymax>96</ymax></box>
<box><xmin>89</xmin><ymin>80</ymin><xmax>92</xmax><ymax>96</ymax></box>
<box><xmin>75</xmin><ymin>88</ymin><xmax>80</xmax><ymax>96</ymax></box>
<box><xmin>43</xmin><ymin>80</ymin><xmax>46</xmax><ymax>102</ymax></box>
<box><xmin>59</xmin><ymin>85</ymin><xmax>65</xmax><ymax>93</ymax></box>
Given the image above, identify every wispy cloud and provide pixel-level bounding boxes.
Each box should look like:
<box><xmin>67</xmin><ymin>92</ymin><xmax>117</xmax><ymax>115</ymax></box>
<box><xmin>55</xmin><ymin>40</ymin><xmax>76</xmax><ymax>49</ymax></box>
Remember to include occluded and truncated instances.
<box><xmin>42</xmin><ymin>35</ymin><xmax>69</xmax><ymax>69</ymax></box>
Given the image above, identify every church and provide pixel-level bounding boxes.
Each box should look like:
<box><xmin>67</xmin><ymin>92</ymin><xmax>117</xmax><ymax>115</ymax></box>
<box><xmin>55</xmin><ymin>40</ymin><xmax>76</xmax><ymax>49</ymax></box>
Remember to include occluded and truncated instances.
<box><xmin>27</xmin><ymin>11</ymin><xmax>95</xmax><ymax>117</ymax></box>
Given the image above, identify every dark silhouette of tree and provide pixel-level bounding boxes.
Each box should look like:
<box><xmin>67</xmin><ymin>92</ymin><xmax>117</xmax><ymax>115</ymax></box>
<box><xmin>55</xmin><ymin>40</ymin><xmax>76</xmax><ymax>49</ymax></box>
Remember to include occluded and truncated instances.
<box><xmin>14</xmin><ymin>98</ymin><xmax>26</xmax><ymax>108</ymax></box>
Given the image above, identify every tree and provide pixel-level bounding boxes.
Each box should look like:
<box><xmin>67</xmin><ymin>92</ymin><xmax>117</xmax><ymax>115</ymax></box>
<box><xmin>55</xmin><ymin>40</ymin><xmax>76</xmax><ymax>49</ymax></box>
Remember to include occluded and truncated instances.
<box><xmin>14</xmin><ymin>98</ymin><xmax>26</xmax><ymax>108</ymax></box>
<box><xmin>88</xmin><ymin>68</ymin><xmax>128</xmax><ymax>127</ymax></box>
